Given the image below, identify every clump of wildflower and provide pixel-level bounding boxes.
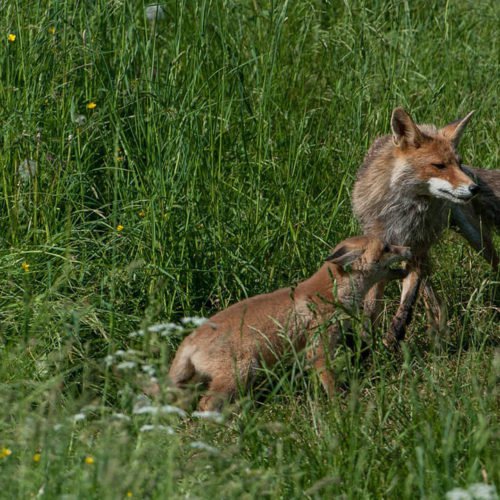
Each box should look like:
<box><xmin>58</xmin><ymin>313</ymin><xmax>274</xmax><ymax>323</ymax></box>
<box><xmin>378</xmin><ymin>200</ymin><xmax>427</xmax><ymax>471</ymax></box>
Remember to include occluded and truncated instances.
<box><xmin>445</xmin><ymin>483</ymin><xmax>498</xmax><ymax>500</ymax></box>
<box><xmin>117</xmin><ymin>224</ymin><xmax>124</xmax><ymax>232</ymax></box>
<box><xmin>0</xmin><ymin>447</ymin><xmax>12</xmax><ymax>459</ymax></box>
<box><xmin>21</xmin><ymin>262</ymin><xmax>30</xmax><ymax>272</ymax></box>
<box><xmin>72</xmin><ymin>413</ymin><xmax>86</xmax><ymax>422</ymax></box>
<box><xmin>86</xmin><ymin>102</ymin><xmax>97</xmax><ymax>110</ymax></box>
<box><xmin>181</xmin><ymin>316</ymin><xmax>207</xmax><ymax>327</ymax></box>
<box><xmin>192</xmin><ymin>410</ymin><xmax>224</xmax><ymax>424</ymax></box>
<box><xmin>8</xmin><ymin>34</ymin><xmax>16</xmax><ymax>43</ymax></box>
<box><xmin>139</xmin><ymin>424</ymin><xmax>175</xmax><ymax>434</ymax></box>
<box><xmin>145</xmin><ymin>4</ymin><xmax>165</xmax><ymax>22</ymax></box>
<box><xmin>84</xmin><ymin>455</ymin><xmax>94</xmax><ymax>465</ymax></box>
<box><xmin>116</xmin><ymin>361</ymin><xmax>136</xmax><ymax>371</ymax></box>
<box><xmin>74</xmin><ymin>114</ymin><xmax>86</xmax><ymax>126</ymax></box>
<box><xmin>18</xmin><ymin>159</ymin><xmax>37</xmax><ymax>182</ymax></box>
<box><xmin>111</xmin><ymin>413</ymin><xmax>130</xmax><ymax>422</ymax></box>
<box><xmin>33</xmin><ymin>452</ymin><xmax>41</xmax><ymax>463</ymax></box>
<box><xmin>189</xmin><ymin>441</ymin><xmax>218</xmax><ymax>454</ymax></box>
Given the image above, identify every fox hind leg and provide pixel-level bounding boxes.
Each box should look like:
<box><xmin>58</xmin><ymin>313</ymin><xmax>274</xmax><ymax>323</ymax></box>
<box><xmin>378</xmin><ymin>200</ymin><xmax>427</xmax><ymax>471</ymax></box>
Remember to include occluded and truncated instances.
<box><xmin>198</xmin><ymin>375</ymin><xmax>237</xmax><ymax>412</ymax></box>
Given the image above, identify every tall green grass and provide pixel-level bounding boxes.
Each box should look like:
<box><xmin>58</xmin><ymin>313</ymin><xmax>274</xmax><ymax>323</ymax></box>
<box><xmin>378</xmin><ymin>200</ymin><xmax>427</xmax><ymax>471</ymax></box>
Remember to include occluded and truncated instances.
<box><xmin>0</xmin><ymin>1</ymin><xmax>498</xmax><ymax>498</ymax></box>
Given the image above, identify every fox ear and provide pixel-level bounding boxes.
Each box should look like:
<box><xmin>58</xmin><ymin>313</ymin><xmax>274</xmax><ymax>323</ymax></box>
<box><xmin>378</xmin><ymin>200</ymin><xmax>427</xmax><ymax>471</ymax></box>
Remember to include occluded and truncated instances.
<box><xmin>326</xmin><ymin>245</ymin><xmax>364</xmax><ymax>268</ymax></box>
<box><xmin>440</xmin><ymin>111</ymin><xmax>474</xmax><ymax>148</ymax></box>
<box><xmin>391</xmin><ymin>107</ymin><xmax>424</xmax><ymax>148</ymax></box>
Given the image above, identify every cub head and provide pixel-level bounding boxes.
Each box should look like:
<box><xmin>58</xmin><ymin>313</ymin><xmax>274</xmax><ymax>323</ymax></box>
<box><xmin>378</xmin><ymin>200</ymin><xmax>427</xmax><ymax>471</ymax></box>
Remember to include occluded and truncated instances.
<box><xmin>390</xmin><ymin>107</ymin><xmax>479</xmax><ymax>204</ymax></box>
<box><xmin>326</xmin><ymin>236</ymin><xmax>412</xmax><ymax>283</ymax></box>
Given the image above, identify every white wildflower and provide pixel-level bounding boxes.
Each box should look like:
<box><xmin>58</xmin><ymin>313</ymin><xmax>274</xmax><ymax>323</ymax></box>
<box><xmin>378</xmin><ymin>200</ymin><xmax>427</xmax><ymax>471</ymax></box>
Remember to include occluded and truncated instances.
<box><xmin>446</xmin><ymin>489</ymin><xmax>472</xmax><ymax>500</ymax></box>
<box><xmin>74</xmin><ymin>114</ymin><xmax>86</xmax><ymax>126</ymax></box>
<box><xmin>133</xmin><ymin>394</ymin><xmax>151</xmax><ymax>409</ymax></box>
<box><xmin>104</xmin><ymin>355</ymin><xmax>114</xmax><ymax>366</ymax></box>
<box><xmin>446</xmin><ymin>484</ymin><xmax>498</xmax><ymax>500</ymax></box>
<box><xmin>72</xmin><ymin>413</ymin><xmax>86</xmax><ymax>422</ymax></box>
<box><xmin>132</xmin><ymin>404</ymin><xmax>186</xmax><ymax>418</ymax></box>
<box><xmin>145</xmin><ymin>4</ymin><xmax>165</xmax><ymax>22</ymax></box>
<box><xmin>116</xmin><ymin>361</ymin><xmax>137</xmax><ymax>370</ymax></box>
<box><xmin>467</xmin><ymin>483</ymin><xmax>498</xmax><ymax>500</ymax></box>
<box><xmin>148</xmin><ymin>322</ymin><xmax>184</xmax><ymax>335</ymax></box>
<box><xmin>141</xmin><ymin>364</ymin><xmax>156</xmax><ymax>376</ymax></box>
<box><xmin>192</xmin><ymin>411</ymin><xmax>224</xmax><ymax>424</ymax></box>
<box><xmin>160</xmin><ymin>405</ymin><xmax>187</xmax><ymax>418</ymax></box>
<box><xmin>129</xmin><ymin>329</ymin><xmax>144</xmax><ymax>338</ymax></box>
<box><xmin>53</xmin><ymin>423</ymin><xmax>63</xmax><ymax>431</ymax></box>
<box><xmin>133</xmin><ymin>405</ymin><xmax>158</xmax><ymax>415</ymax></box>
<box><xmin>190</xmin><ymin>441</ymin><xmax>219</xmax><ymax>454</ymax></box>
<box><xmin>139</xmin><ymin>424</ymin><xmax>175</xmax><ymax>434</ymax></box>
<box><xmin>114</xmin><ymin>350</ymin><xmax>126</xmax><ymax>357</ymax></box>
<box><xmin>111</xmin><ymin>413</ymin><xmax>131</xmax><ymax>421</ymax></box>
<box><xmin>181</xmin><ymin>316</ymin><xmax>207</xmax><ymax>327</ymax></box>
<box><xmin>18</xmin><ymin>159</ymin><xmax>37</xmax><ymax>182</ymax></box>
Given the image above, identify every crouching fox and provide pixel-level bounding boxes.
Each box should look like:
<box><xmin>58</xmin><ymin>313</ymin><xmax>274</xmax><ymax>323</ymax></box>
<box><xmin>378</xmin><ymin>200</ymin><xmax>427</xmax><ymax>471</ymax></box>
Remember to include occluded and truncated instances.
<box><xmin>168</xmin><ymin>236</ymin><xmax>411</xmax><ymax>411</ymax></box>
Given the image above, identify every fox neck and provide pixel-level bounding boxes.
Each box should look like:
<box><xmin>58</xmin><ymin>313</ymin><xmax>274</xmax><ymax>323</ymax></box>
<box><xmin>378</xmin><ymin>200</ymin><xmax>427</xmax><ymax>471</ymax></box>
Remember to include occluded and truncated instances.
<box><xmin>298</xmin><ymin>263</ymin><xmax>373</xmax><ymax>313</ymax></box>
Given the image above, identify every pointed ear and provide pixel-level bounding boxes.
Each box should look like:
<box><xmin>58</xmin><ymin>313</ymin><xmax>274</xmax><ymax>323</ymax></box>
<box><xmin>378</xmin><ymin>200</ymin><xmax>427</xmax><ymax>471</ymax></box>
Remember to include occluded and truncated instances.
<box><xmin>440</xmin><ymin>111</ymin><xmax>474</xmax><ymax>148</ymax></box>
<box><xmin>326</xmin><ymin>245</ymin><xmax>364</xmax><ymax>268</ymax></box>
<box><xmin>391</xmin><ymin>107</ymin><xmax>424</xmax><ymax>148</ymax></box>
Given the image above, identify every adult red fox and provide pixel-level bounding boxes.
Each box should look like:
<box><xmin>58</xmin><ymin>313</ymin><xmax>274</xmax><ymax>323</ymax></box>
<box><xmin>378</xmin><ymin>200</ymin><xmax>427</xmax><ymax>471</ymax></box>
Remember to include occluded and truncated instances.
<box><xmin>168</xmin><ymin>236</ymin><xmax>411</xmax><ymax>411</ymax></box>
<box><xmin>352</xmin><ymin>107</ymin><xmax>483</xmax><ymax>345</ymax></box>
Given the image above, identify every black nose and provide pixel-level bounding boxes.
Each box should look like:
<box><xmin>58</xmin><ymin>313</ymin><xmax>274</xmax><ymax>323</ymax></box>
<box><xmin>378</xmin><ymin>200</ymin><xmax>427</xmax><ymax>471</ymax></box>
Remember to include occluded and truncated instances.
<box><xmin>469</xmin><ymin>184</ymin><xmax>480</xmax><ymax>195</ymax></box>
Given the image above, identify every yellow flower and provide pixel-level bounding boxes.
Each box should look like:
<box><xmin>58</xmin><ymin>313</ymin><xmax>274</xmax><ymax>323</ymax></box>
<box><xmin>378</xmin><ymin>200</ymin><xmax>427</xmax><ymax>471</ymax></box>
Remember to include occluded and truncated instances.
<box><xmin>117</xmin><ymin>224</ymin><xmax>124</xmax><ymax>232</ymax></box>
<box><xmin>33</xmin><ymin>452</ymin><xmax>41</xmax><ymax>463</ymax></box>
<box><xmin>0</xmin><ymin>447</ymin><xmax>12</xmax><ymax>458</ymax></box>
<box><xmin>21</xmin><ymin>262</ymin><xmax>30</xmax><ymax>272</ymax></box>
<box><xmin>126</xmin><ymin>492</ymin><xmax>133</xmax><ymax>498</ymax></box>
<box><xmin>138</xmin><ymin>210</ymin><xmax>145</xmax><ymax>218</ymax></box>
<box><xmin>48</xmin><ymin>27</ymin><xmax>56</xmax><ymax>35</ymax></box>
<box><xmin>86</xmin><ymin>102</ymin><xmax>97</xmax><ymax>110</ymax></box>
<box><xmin>8</xmin><ymin>34</ymin><xmax>16</xmax><ymax>43</ymax></box>
<box><xmin>84</xmin><ymin>455</ymin><xmax>94</xmax><ymax>465</ymax></box>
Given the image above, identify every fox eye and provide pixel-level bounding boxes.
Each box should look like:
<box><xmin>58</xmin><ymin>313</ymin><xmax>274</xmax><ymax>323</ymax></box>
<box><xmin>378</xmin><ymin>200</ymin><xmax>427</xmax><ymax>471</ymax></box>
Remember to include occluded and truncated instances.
<box><xmin>432</xmin><ymin>163</ymin><xmax>446</xmax><ymax>170</ymax></box>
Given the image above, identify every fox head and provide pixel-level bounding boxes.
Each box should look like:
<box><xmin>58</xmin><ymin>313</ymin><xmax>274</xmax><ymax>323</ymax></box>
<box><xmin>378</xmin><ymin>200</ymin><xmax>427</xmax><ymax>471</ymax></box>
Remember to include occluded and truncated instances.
<box><xmin>326</xmin><ymin>236</ymin><xmax>412</xmax><ymax>283</ymax></box>
<box><xmin>390</xmin><ymin>107</ymin><xmax>479</xmax><ymax>204</ymax></box>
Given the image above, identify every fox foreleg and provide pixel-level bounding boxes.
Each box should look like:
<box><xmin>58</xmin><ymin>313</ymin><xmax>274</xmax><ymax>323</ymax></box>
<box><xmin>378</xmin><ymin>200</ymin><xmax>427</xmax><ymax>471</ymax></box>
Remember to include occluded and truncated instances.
<box><xmin>386</xmin><ymin>266</ymin><xmax>422</xmax><ymax>347</ymax></box>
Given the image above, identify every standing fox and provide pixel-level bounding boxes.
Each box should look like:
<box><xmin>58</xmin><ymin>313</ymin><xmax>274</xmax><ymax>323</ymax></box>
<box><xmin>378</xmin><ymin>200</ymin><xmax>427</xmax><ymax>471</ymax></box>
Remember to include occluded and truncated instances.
<box><xmin>352</xmin><ymin>107</ymin><xmax>482</xmax><ymax>345</ymax></box>
<box><xmin>168</xmin><ymin>236</ymin><xmax>411</xmax><ymax>411</ymax></box>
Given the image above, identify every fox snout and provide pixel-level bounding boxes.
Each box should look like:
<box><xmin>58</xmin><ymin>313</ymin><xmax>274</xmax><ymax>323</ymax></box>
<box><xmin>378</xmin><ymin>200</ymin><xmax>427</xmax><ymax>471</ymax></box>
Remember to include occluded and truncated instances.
<box><xmin>427</xmin><ymin>177</ymin><xmax>479</xmax><ymax>203</ymax></box>
<box><xmin>468</xmin><ymin>183</ymin><xmax>480</xmax><ymax>195</ymax></box>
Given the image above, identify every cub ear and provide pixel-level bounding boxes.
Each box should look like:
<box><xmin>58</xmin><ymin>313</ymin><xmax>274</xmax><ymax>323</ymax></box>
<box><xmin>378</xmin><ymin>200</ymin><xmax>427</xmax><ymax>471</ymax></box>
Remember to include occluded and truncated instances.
<box><xmin>440</xmin><ymin>111</ymin><xmax>474</xmax><ymax>148</ymax></box>
<box><xmin>326</xmin><ymin>245</ymin><xmax>364</xmax><ymax>267</ymax></box>
<box><xmin>391</xmin><ymin>107</ymin><xmax>424</xmax><ymax>148</ymax></box>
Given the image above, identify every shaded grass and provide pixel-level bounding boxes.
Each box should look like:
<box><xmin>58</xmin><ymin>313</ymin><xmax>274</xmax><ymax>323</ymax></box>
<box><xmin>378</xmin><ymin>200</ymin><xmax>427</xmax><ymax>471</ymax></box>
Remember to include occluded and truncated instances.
<box><xmin>0</xmin><ymin>0</ymin><xmax>498</xmax><ymax>498</ymax></box>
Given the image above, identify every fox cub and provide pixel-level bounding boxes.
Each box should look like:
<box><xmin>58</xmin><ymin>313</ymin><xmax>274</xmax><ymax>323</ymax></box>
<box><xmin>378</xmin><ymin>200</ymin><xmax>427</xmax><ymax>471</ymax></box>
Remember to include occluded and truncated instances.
<box><xmin>168</xmin><ymin>236</ymin><xmax>411</xmax><ymax>411</ymax></box>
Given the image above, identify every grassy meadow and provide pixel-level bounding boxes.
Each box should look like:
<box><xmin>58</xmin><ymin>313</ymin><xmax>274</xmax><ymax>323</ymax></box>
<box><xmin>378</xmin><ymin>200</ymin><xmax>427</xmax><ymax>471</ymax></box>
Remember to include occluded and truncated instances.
<box><xmin>0</xmin><ymin>0</ymin><xmax>499</xmax><ymax>498</ymax></box>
